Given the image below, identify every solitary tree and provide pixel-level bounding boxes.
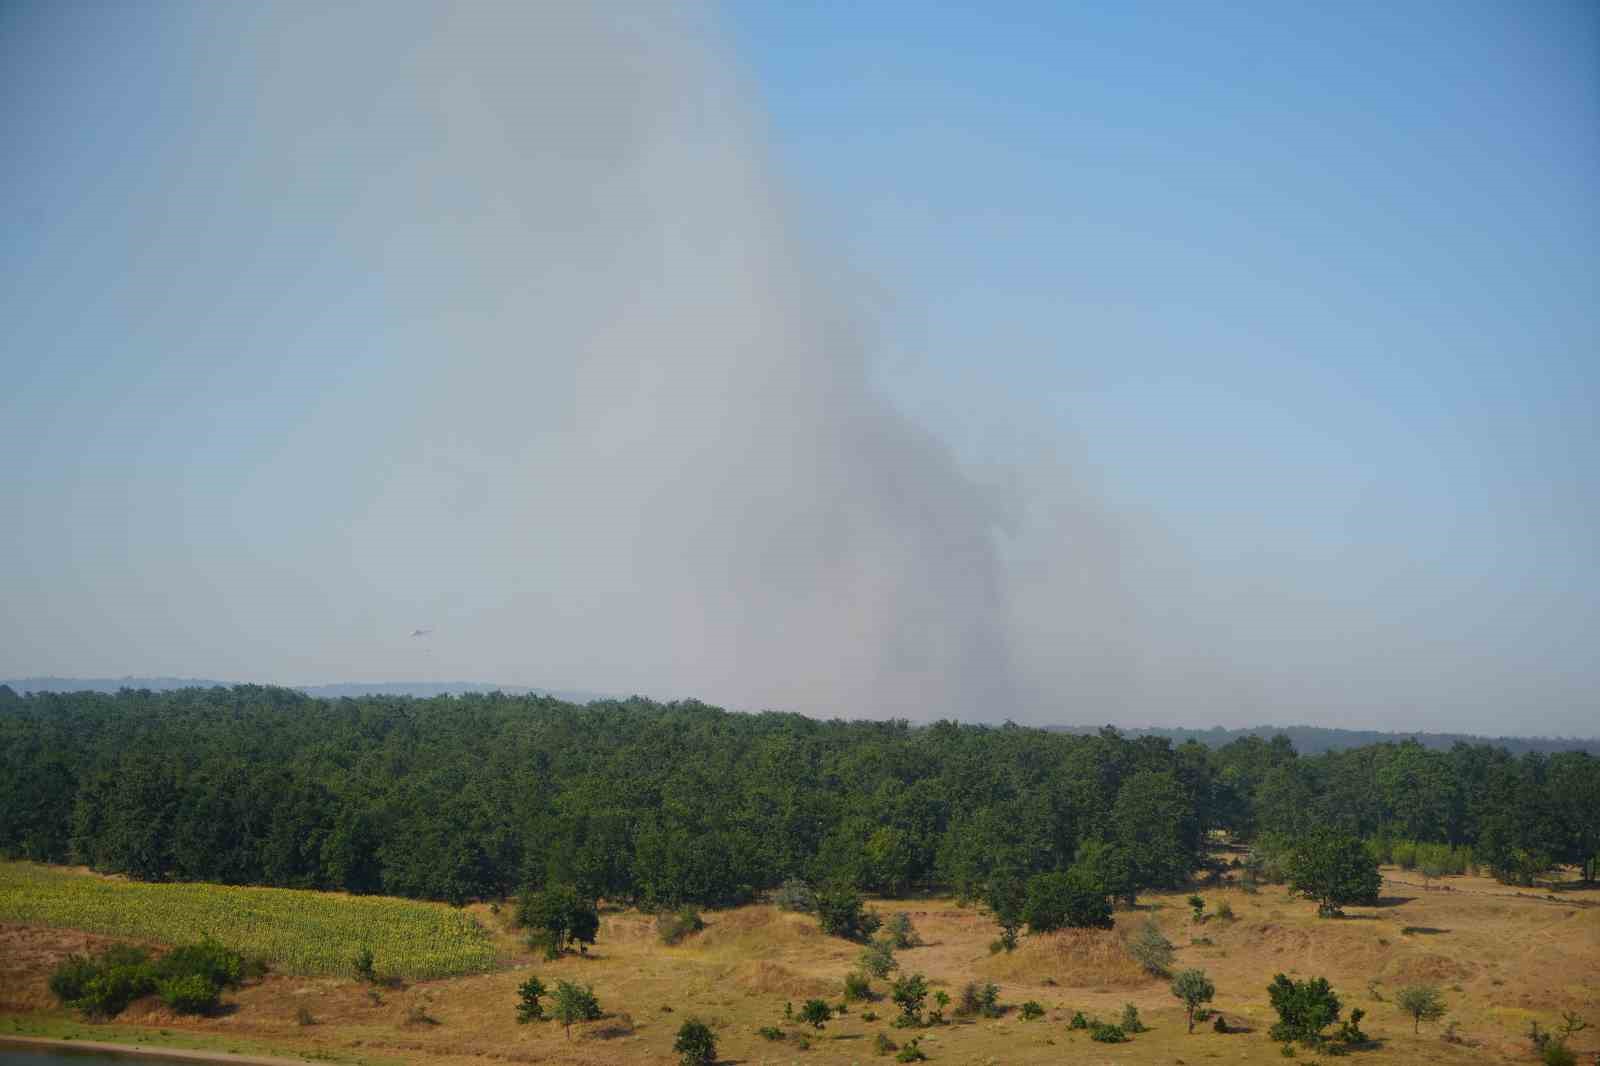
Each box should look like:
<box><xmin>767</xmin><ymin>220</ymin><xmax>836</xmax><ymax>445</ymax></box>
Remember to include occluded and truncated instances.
<box><xmin>1268</xmin><ymin>973</ymin><xmax>1343</xmax><ymax>1046</ymax></box>
<box><xmin>673</xmin><ymin>1018</ymin><xmax>717</xmax><ymax>1066</ymax></box>
<box><xmin>551</xmin><ymin>981</ymin><xmax>600</xmax><ymax>1039</ymax></box>
<box><xmin>815</xmin><ymin>885</ymin><xmax>881</xmax><ymax>942</ymax></box>
<box><xmin>1171</xmin><ymin>969</ymin><xmax>1215</xmax><ymax>1033</ymax></box>
<box><xmin>798</xmin><ymin>998</ymin><xmax>832</xmax><ymax>1029</ymax></box>
<box><xmin>1286</xmin><ymin>830</ymin><xmax>1381</xmax><ymax>917</ymax></box>
<box><xmin>891</xmin><ymin>973</ymin><xmax>929</xmax><ymax>1024</ymax></box>
<box><xmin>518</xmin><ymin>885</ymin><xmax>600</xmax><ymax>959</ymax></box>
<box><xmin>1396</xmin><ymin>984</ymin><xmax>1447</xmax><ymax>1034</ymax></box>
<box><xmin>515</xmin><ymin>975</ymin><xmax>546</xmax><ymax>1023</ymax></box>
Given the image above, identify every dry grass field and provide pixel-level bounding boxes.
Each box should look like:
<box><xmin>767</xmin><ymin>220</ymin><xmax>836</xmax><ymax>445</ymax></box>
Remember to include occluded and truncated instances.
<box><xmin>3</xmin><ymin>863</ymin><xmax>1597</xmax><ymax>1065</ymax></box>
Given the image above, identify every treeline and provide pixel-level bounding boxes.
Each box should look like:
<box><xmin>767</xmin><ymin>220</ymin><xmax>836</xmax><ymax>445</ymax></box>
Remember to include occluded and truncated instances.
<box><xmin>0</xmin><ymin>686</ymin><xmax>1594</xmax><ymax>905</ymax></box>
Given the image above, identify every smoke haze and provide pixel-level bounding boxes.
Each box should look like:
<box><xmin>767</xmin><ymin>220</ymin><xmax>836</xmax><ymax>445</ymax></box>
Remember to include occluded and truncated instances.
<box><xmin>2</xmin><ymin>2</ymin><xmax>1595</xmax><ymax>731</ymax></box>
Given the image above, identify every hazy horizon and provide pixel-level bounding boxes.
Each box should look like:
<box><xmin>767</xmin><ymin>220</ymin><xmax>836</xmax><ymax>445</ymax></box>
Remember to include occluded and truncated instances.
<box><xmin>3</xmin><ymin>2</ymin><xmax>1596</xmax><ymax>734</ymax></box>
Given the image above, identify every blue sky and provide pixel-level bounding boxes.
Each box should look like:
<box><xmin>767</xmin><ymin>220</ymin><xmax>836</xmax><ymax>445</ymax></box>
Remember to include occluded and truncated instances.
<box><xmin>1</xmin><ymin>2</ymin><xmax>1595</xmax><ymax>732</ymax></box>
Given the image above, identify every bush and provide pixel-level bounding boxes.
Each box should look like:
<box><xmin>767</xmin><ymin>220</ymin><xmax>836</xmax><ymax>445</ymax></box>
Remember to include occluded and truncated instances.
<box><xmin>79</xmin><ymin>965</ymin><xmax>154</xmax><ymax>1019</ymax></box>
<box><xmin>673</xmin><ymin>1018</ymin><xmax>717</xmax><ymax>1066</ymax></box>
<box><xmin>354</xmin><ymin>946</ymin><xmax>376</xmax><ymax>983</ymax></box>
<box><xmin>155</xmin><ymin>938</ymin><xmax>244</xmax><ymax>990</ymax></box>
<box><xmin>1188</xmin><ymin>895</ymin><xmax>1206</xmax><ymax>922</ymax></box>
<box><xmin>955</xmin><ymin>980</ymin><xmax>999</xmax><ymax>1018</ymax></box>
<box><xmin>1268</xmin><ymin>973</ymin><xmax>1343</xmax><ymax>1046</ymax></box>
<box><xmin>48</xmin><ymin>955</ymin><xmax>97</xmax><ymax>1005</ymax></box>
<box><xmin>928</xmin><ymin>990</ymin><xmax>950</xmax><ymax>1024</ymax></box>
<box><xmin>552</xmin><ymin>980</ymin><xmax>601</xmax><ymax>1038</ymax></box>
<box><xmin>890</xmin><ymin>973</ymin><xmax>928</xmax><ymax>1023</ymax></box>
<box><xmin>816</xmin><ymin>885</ymin><xmax>882</xmax><ymax>942</ymax></box>
<box><xmin>757</xmin><ymin>1025</ymin><xmax>784</xmax><ymax>1041</ymax></box>
<box><xmin>844</xmin><ymin>971</ymin><xmax>873</xmax><ymax>1001</ymax></box>
<box><xmin>1214</xmin><ymin>1012</ymin><xmax>1229</xmax><ymax>1033</ymax></box>
<box><xmin>1214</xmin><ymin>899</ymin><xmax>1235</xmax><ymax>922</ymax></box>
<box><xmin>874</xmin><ymin>1031</ymin><xmax>898</xmax><ymax>1056</ymax></box>
<box><xmin>885</xmin><ymin>911</ymin><xmax>922</xmax><ymax>949</ymax></box>
<box><xmin>1119</xmin><ymin>1002</ymin><xmax>1146</xmax><ymax>1033</ymax></box>
<box><xmin>515</xmin><ymin>975</ymin><xmax>546</xmax><ymax>1023</ymax></box>
<box><xmin>517</xmin><ymin>885</ymin><xmax>599</xmax><ymax>958</ymax></box>
<box><xmin>894</xmin><ymin>1037</ymin><xmax>928</xmax><ymax>1062</ymax></box>
<box><xmin>1128</xmin><ymin>919</ymin><xmax>1176</xmax><ymax>977</ymax></box>
<box><xmin>861</xmin><ymin>938</ymin><xmax>898</xmax><ymax>978</ymax></box>
<box><xmin>157</xmin><ymin>974</ymin><xmax>219</xmax><ymax>1015</ymax></box>
<box><xmin>1020</xmin><ymin>1000</ymin><xmax>1044</xmax><ymax>1020</ymax></box>
<box><xmin>1089</xmin><ymin>1020</ymin><xmax>1128</xmax><ymax>1043</ymax></box>
<box><xmin>1542</xmin><ymin>1042</ymin><xmax>1578</xmax><ymax>1066</ymax></box>
<box><xmin>295</xmin><ymin>1004</ymin><xmax>316</xmax><ymax>1025</ymax></box>
<box><xmin>799</xmin><ymin>998</ymin><xmax>832</xmax><ymax>1028</ymax></box>
<box><xmin>774</xmin><ymin>877</ymin><xmax>815</xmax><ymax>913</ymax></box>
<box><xmin>1068</xmin><ymin>1010</ymin><xmax>1088</xmax><ymax>1030</ymax></box>
<box><xmin>656</xmin><ymin>907</ymin><xmax>705</xmax><ymax>945</ymax></box>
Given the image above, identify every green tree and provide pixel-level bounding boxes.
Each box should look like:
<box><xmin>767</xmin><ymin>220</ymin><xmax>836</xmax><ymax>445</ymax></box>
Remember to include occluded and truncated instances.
<box><xmin>515</xmin><ymin>976</ymin><xmax>546</xmax><ymax>1023</ymax></box>
<box><xmin>1396</xmin><ymin>984</ymin><xmax>1446</xmax><ymax>1034</ymax></box>
<box><xmin>891</xmin><ymin>973</ymin><xmax>928</xmax><ymax>1024</ymax></box>
<box><xmin>815</xmin><ymin>884</ymin><xmax>881</xmax><ymax>942</ymax></box>
<box><xmin>673</xmin><ymin>1018</ymin><xmax>717</xmax><ymax>1065</ymax></box>
<box><xmin>1022</xmin><ymin>869</ymin><xmax>1112</xmax><ymax>931</ymax></box>
<box><xmin>799</xmin><ymin>998</ymin><xmax>832</xmax><ymax>1029</ymax></box>
<box><xmin>1286</xmin><ymin>830</ymin><xmax>1381</xmax><ymax>917</ymax></box>
<box><xmin>551</xmin><ymin>981</ymin><xmax>600</xmax><ymax>1039</ymax></box>
<box><xmin>1171</xmin><ymin>969</ymin><xmax>1215</xmax><ymax>1033</ymax></box>
<box><xmin>517</xmin><ymin>885</ymin><xmax>599</xmax><ymax>958</ymax></box>
<box><xmin>1267</xmin><ymin>973</ymin><xmax>1343</xmax><ymax>1045</ymax></box>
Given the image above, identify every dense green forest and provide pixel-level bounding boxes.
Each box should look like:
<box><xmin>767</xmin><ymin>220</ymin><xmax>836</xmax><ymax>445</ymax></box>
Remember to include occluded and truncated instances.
<box><xmin>1</xmin><ymin>685</ymin><xmax>1595</xmax><ymax>906</ymax></box>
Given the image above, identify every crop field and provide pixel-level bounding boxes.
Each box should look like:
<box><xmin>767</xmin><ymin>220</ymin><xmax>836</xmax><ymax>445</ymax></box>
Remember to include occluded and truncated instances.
<box><xmin>0</xmin><ymin>862</ymin><xmax>496</xmax><ymax>980</ymax></box>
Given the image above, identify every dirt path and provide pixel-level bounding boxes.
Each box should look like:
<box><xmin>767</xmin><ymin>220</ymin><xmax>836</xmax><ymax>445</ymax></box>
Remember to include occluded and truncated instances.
<box><xmin>0</xmin><ymin>1035</ymin><xmax>315</xmax><ymax>1064</ymax></box>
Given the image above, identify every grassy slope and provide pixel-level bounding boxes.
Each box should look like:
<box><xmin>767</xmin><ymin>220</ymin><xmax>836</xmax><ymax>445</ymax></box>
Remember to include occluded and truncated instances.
<box><xmin>2</xmin><ymin>863</ymin><xmax>1597</xmax><ymax>1064</ymax></box>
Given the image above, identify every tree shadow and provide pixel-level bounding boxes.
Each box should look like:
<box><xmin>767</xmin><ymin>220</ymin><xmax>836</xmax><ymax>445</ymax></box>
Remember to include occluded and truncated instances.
<box><xmin>1400</xmin><ymin>926</ymin><xmax>1449</xmax><ymax>935</ymax></box>
<box><xmin>1371</xmin><ymin>895</ymin><xmax>1416</xmax><ymax>908</ymax></box>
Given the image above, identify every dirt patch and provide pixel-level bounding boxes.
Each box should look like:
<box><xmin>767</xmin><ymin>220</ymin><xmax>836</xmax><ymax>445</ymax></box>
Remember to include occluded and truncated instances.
<box><xmin>1384</xmin><ymin>952</ymin><xmax>1476</xmax><ymax>984</ymax></box>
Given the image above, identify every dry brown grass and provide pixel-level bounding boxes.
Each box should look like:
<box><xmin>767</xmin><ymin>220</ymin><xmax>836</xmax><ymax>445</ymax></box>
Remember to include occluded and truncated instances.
<box><xmin>2</xmin><ymin>865</ymin><xmax>1598</xmax><ymax>1065</ymax></box>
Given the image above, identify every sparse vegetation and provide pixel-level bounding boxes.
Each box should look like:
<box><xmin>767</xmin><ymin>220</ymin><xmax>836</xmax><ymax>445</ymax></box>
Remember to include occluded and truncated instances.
<box><xmin>655</xmin><ymin>906</ymin><xmax>705</xmax><ymax>945</ymax></box>
<box><xmin>861</xmin><ymin>937</ymin><xmax>898</xmax><ymax>977</ymax></box>
<box><xmin>1120</xmin><ymin>1002</ymin><xmax>1146</xmax><ymax>1033</ymax></box>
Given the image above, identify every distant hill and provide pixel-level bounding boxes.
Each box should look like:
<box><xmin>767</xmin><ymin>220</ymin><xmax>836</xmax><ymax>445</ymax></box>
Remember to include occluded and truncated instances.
<box><xmin>2</xmin><ymin>676</ymin><xmax>607</xmax><ymax>705</ymax></box>
<box><xmin>1044</xmin><ymin>722</ymin><xmax>1600</xmax><ymax>756</ymax></box>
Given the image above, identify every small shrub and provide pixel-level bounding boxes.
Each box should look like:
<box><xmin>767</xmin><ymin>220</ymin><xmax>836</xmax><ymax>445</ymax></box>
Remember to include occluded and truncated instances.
<box><xmin>354</xmin><ymin>946</ymin><xmax>376</xmax><ymax>983</ymax></box>
<box><xmin>757</xmin><ymin>1025</ymin><xmax>784</xmax><ymax>1041</ymax></box>
<box><xmin>874</xmin><ymin>1031</ymin><xmax>898</xmax><ymax>1056</ymax></box>
<box><xmin>861</xmin><ymin>939</ymin><xmax>898</xmax><ymax>978</ymax></box>
<box><xmin>928</xmin><ymin>989</ymin><xmax>950</xmax><ymax>1024</ymax></box>
<box><xmin>891</xmin><ymin>973</ymin><xmax>928</xmax><ymax>1024</ymax></box>
<box><xmin>1215</xmin><ymin>899</ymin><xmax>1236</xmax><ymax>922</ymax></box>
<box><xmin>862</xmin><ymin>1010</ymin><xmax>879</xmax><ymax>1022</ymax></box>
<box><xmin>1089</xmin><ymin>1020</ymin><xmax>1128</xmax><ymax>1043</ymax></box>
<box><xmin>515</xmin><ymin>975</ymin><xmax>546</xmax><ymax>1023</ymax></box>
<box><xmin>1119</xmin><ymin>1002</ymin><xmax>1146</xmax><ymax>1033</ymax></box>
<box><xmin>366</xmin><ymin>988</ymin><xmax>384</xmax><ymax>1006</ymax></box>
<box><xmin>816</xmin><ymin>884</ymin><xmax>882</xmax><ymax>941</ymax></box>
<box><xmin>1128</xmin><ymin>920</ymin><xmax>1176</xmax><ymax>977</ymax></box>
<box><xmin>1020</xmin><ymin>1000</ymin><xmax>1044</xmax><ymax>1020</ymax></box>
<box><xmin>656</xmin><ymin>907</ymin><xmax>705</xmax><ymax>946</ymax></box>
<box><xmin>157</xmin><ymin>974</ymin><xmax>219</xmax><ymax>1015</ymax></box>
<box><xmin>1213</xmin><ymin>1013</ymin><xmax>1229</xmax><ymax>1033</ymax></box>
<box><xmin>295</xmin><ymin>1004</ymin><xmax>316</xmax><ymax>1026</ymax></box>
<box><xmin>844</xmin><ymin>971</ymin><xmax>873</xmax><ymax>1001</ymax></box>
<box><xmin>552</xmin><ymin>981</ymin><xmax>601</xmax><ymax>1038</ymax></box>
<box><xmin>1069</xmin><ymin>1010</ymin><xmax>1088</xmax><ymax>1029</ymax></box>
<box><xmin>155</xmin><ymin>939</ymin><xmax>244</xmax><ymax>991</ymax></box>
<box><xmin>1189</xmin><ymin>895</ymin><xmax>1207</xmax><ymax>922</ymax></box>
<box><xmin>672</xmin><ymin>1018</ymin><xmax>717</xmax><ymax>1066</ymax></box>
<box><xmin>894</xmin><ymin>1036</ymin><xmax>928</xmax><ymax>1062</ymax></box>
<box><xmin>48</xmin><ymin>955</ymin><xmax>97</xmax><ymax>1006</ymax></box>
<box><xmin>1191</xmin><ymin>936</ymin><xmax>1214</xmax><ymax>946</ymax></box>
<box><xmin>885</xmin><ymin>912</ymin><xmax>922</xmax><ymax>949</ymax></box>
<box><xmin>405</xmin><ymin>1002</ymin><xmax>439</xmax><ymax>1026</ymax></box>
<box><xmin>1336</xmin><ymin>1006</ymin><xmax>1368</xmax><ymax>1045</ymax></box>
<box><xmin>1541</xmin><ymin>1042</ymin><xmax>1577</xmax><ymax>1066</ymax></box>
<box><xmin>799</xmin><ymin>998</ymin><xmax>833</xmax><ymax>1029</ymax></box>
